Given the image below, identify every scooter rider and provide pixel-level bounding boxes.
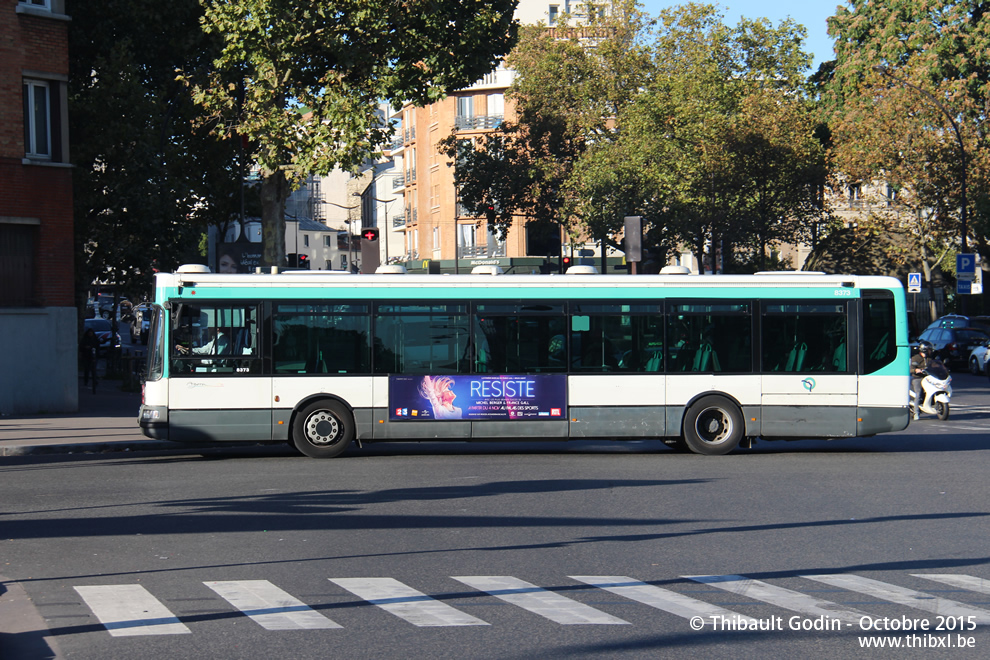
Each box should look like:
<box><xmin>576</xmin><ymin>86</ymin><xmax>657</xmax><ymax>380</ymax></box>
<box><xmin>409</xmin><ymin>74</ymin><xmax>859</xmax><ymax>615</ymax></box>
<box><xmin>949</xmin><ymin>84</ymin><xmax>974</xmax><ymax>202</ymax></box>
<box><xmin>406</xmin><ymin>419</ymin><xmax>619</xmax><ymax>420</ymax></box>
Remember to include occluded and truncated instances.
<box><xmin>910</xmin><ymin>341</ymin><xmax>938</xmax><ymax>420</ymax></box>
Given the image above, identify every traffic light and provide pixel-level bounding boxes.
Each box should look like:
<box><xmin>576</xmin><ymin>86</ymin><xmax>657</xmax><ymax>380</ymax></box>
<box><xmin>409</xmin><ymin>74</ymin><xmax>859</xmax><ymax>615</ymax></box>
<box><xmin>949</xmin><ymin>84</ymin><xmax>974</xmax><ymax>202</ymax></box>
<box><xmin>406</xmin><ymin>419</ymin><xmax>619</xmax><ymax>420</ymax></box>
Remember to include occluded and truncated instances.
<box><xmin>360</xmin><ymin>227</ymin><xmax>380</xmax><ymax>273</ymax></box>
<box><xmin>562</xmin><ymin>255</ymin><xmax>572</xmax><ymax>270</ymax></box>
<box><xmin>297</xmin><ymin>254</ymin><xmax>309</xmax><ymax>269</ymax></box>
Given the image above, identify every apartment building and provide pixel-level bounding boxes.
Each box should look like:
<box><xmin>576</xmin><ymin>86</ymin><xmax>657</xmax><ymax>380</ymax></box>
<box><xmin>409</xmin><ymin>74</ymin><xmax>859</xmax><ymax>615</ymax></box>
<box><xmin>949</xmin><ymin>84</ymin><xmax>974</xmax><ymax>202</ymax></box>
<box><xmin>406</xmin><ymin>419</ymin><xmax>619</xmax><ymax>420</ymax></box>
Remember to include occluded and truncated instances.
<box><xmin>0</xmin><ymin>0</ymin><xmax>76</xmax><ymax>414</ymax></box>
<box><xmin>389</xmin><ymin>1</ymin><xmax>604</xmax><ymax>274</ymax></box>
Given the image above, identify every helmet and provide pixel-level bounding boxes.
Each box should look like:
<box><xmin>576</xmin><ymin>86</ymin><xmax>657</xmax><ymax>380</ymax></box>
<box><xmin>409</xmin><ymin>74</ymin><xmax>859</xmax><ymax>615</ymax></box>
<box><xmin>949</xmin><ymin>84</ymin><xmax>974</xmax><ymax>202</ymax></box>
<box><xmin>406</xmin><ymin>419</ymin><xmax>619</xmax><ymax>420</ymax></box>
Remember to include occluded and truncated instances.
<box><xmin>918</xmin><ymin>340</ymin><xmax>934</xmax><ymax>356</ymax></box>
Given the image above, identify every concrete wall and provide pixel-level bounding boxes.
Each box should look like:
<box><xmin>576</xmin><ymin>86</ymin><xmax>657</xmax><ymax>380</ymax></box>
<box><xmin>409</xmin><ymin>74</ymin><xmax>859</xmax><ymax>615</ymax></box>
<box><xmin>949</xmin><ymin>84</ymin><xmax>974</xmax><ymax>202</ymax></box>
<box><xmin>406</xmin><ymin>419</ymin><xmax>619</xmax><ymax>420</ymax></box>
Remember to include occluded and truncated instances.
<box><xmin>0</xmin><ymin>307</ymin><xmax>77</xmax><ymax>415</ymax></box>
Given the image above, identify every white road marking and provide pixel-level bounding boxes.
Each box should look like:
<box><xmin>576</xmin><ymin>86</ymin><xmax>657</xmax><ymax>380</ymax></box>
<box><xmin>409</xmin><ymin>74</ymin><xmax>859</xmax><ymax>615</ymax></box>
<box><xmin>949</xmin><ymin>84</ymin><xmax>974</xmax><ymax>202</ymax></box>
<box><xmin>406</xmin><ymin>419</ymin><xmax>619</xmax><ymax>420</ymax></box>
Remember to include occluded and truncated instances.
<box><xmin>329</xmin><ymin>578</ymin><xmax>488</xmax><ymax>627</ymax></box>
<box><xmin>803</xmin><ymin>574</ymin><xmax>990</xmax><ymax>624</ymax></box>
<box><xmin>203</xmin><ymin>580</ymin><xmax>341</xmax><ymax>630</ymax></box>
<box><xmin>570</xmin><ymin>575</ymin><xmax>757</xmax><ymax>626</ymax></box>
<box><xmin>685</xmin><ymin>574</ymin><xmax>868</xmax><ymax>624</ymax></box>
<box><xmin>74</xmin><ymin>584</ymin><xmax>190</xmax><ymax>636</ymax></box>
<box><xmin>452</xmin><ymin>576</ymin><xmax>629</xmax><ymax>625</ymax></box>
<box><xmin>913</xmin><ymin>573</ymin><xmax>990</xmax><ymax>595</ymax></box>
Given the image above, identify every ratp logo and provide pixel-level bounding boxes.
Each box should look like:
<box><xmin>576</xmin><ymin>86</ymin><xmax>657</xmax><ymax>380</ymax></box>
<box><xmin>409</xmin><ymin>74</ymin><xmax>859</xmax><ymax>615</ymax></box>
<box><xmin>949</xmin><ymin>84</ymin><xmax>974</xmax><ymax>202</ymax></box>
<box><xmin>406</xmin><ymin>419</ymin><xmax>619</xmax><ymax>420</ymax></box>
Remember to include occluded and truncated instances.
<box><xmin>801</xmin><ymin>377</ymin><xmax>816</xmax><ymax>392</ymax></box>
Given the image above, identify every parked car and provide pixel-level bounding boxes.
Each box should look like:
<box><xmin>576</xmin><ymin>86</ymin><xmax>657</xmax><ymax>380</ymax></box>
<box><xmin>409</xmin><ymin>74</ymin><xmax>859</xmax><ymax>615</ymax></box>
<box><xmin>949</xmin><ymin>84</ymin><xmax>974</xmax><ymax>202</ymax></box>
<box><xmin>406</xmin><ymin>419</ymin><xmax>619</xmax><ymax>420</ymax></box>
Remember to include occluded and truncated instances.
<box><xmin>87</xmin><ymin>294</ymin><xmax>131</xmax><ymax>320</ymax></box>
<box><xmin>916</xmin><ymin>325</ymin><xmax>990</xmax><ymax>367</ymax></box>
<box><xmin>925</xmin><ymin>314</ymin><xmax>990</xmax><ymax>334</ymax></box>
<box><xmin>83</xmin><ymin>318</ymin><xmax>122</xmax><ymax>356</ymax></box>
<box><xmin>129</xmin><ymin>303</ymin><xmax>152</xmax><ymax>345</ymax></box>
<box><xmin>969</xmin><ymin>339</ymin><xmax>990</xmax><ymax>375</ymax></box>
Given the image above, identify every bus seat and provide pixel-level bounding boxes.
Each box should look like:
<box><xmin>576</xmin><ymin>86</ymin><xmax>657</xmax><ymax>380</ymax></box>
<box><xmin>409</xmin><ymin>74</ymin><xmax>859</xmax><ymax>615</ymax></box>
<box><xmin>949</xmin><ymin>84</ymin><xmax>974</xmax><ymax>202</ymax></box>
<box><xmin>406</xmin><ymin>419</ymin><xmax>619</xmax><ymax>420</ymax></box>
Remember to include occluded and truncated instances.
<box><xmin>832</xmin><ymin>341</ymin><xmax>846</xmax><ymax>371</ymax></box>
<box><xmin>692</xmin><ymin>343</ymin><xmax>721</xmax><ymax>372</ymax></box>
<box><xmin>869</xmin><ymin>332</ymin><xmax>889</xmax><ymax>360</ymax></box>
<box><xmin>645</xmin><ymin>352</ymin><xmax>662</xmax><ymax>372</ymax></box>
<box><xmin>785</xmin><ymin>342</ymin><xmax>807</xmax><ymax>371</ymax></box>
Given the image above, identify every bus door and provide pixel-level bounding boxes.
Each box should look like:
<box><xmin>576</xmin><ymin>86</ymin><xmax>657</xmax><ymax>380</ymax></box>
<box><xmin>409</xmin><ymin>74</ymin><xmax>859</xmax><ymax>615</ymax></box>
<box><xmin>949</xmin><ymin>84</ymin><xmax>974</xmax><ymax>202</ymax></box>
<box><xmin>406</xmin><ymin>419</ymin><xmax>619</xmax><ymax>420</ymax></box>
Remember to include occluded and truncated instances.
<box><xmin>759</xmin><ymin>301</ymin><xmax>857</xmax><ymax>437</ymax></box>
<box><xmin>167</xmin><ymin>303</ymin><xmax>271</xmax><ymax>442</ymax></box>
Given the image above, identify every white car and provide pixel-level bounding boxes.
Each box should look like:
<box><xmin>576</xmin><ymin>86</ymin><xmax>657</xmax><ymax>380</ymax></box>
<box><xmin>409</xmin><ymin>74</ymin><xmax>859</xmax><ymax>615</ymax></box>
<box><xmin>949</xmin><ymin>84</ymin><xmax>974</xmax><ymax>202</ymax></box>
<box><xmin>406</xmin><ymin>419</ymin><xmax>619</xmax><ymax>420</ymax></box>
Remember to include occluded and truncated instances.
<box><xmin>968</xmin><ymin>339</ymin><xmax>990</xmax><ymax>375</ymax></box>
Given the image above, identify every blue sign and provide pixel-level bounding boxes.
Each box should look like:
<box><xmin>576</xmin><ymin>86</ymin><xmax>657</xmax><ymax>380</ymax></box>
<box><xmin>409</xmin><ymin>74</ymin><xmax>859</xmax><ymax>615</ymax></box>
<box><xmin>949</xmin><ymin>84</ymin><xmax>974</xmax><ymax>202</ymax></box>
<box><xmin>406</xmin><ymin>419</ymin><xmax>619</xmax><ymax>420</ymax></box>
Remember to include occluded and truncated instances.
<box><xmin>389</xmin><ymin>374</ymin><xmax>567</xmax><ymax>421</ymax></box>
<box><xmin>957</xmin><ymin>253</ymin><xmax>976</xmax><ymax>281</ymax></box>
<box><xmin>958</xmin><ymin>279</ymin><xmax>972</xmax><ymax>295</ymax></box>
<box><xmin>907</xmin><ymin>272</ymin><xmax>921</xmax><ymax>292</ymax></box>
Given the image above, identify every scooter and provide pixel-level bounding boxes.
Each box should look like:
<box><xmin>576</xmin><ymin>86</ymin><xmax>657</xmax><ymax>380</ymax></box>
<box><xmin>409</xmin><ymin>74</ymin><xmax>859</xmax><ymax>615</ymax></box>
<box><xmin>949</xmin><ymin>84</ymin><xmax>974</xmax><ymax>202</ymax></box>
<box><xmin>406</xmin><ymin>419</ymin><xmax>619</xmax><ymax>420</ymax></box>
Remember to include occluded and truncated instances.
<box><xmin>909</xmin><ymin>362</ymin><xmax>952</xmax><ymax>421</ymax></box>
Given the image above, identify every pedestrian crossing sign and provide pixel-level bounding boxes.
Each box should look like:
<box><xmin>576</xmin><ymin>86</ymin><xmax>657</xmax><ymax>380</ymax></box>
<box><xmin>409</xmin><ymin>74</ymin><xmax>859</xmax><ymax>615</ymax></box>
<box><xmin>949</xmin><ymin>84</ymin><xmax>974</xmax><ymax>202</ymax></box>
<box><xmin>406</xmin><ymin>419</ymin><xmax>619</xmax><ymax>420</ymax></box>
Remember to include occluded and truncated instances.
<box><xmin>908</xmin><ymin>272</ymin><xmax>921</xmax><ymax>293</ymax></box>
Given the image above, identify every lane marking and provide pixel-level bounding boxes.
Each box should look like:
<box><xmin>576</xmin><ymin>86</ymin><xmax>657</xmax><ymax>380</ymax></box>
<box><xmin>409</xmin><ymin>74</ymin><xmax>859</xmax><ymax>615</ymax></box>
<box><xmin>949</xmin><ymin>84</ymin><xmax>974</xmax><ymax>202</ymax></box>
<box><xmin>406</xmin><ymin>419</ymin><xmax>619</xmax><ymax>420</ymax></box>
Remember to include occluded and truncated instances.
<box><xmin>329</xmin><ymin>578</ymin><xmax>488</xmax><ymax>627</ymax></box>
<box><xmin>803</xmin><ymin>574</ymin><xmax>990</xmax><ymax>624</ymax></box>
<box><xmin>570</xmin><ymin>575</ymin><xmax>756</xmax><ymax>626</ymax></box>
<box><xmin>913</xmin><ymin>574</ymin><xmax>990</xmax><ymax>595</ymax></box>
<box><xmin>453</xmin><ymin>576</ymin><xmax>629</xmax><ymax>625</ymax></box>
<box><xmin>74</xmin><ymin>585</ymin><xmax>190</xmax><ymax>636</ymax></box>
<box><xmin>204</xmin><ymin>580</ymin><xmax>341</xmax><ymax>630</ymax></box>
<box><xmin>685</xmin><ymin>574</ymin><xmax>868</xmax><ymax>624</ymax></box>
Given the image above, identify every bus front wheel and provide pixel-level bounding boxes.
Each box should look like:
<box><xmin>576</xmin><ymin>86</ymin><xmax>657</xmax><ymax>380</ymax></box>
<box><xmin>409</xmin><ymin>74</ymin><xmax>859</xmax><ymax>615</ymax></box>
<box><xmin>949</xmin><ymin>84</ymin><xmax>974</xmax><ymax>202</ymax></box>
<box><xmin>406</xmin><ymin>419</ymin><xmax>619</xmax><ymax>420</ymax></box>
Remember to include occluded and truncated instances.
<box><xmin>682</xmin><ymin>396</ymin><xmax>743</xmax><ymax>456</ymax></box>
<box><xmin>292</xmin><ymin>400</ymin><xmax>354</xmax><ymax>459</ymax></box>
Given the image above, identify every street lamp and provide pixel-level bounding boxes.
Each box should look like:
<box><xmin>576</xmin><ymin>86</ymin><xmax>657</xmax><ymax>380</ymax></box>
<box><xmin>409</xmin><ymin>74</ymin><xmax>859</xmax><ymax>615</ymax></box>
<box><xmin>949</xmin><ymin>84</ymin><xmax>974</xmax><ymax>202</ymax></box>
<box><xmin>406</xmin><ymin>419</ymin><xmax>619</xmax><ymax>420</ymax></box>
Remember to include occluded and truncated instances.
<box><xmin>325</xmin><ymin>200</ymin><xmax>360</xmax><ymax>271</ymax></box>
<box><xmin>874</xmin><ymin>65</ymin><xmax>969</xmax><ymax>266</ymax></box>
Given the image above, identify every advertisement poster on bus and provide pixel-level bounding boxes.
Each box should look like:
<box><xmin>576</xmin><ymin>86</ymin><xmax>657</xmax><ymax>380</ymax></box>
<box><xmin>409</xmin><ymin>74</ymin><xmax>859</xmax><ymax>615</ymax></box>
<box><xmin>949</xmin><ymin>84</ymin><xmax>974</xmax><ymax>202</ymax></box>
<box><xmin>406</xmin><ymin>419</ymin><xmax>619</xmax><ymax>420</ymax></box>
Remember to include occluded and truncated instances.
<box><xmin>388</xmin><ymin>374</ymin><xmax>567</xmax><ymax>421</ymax></box>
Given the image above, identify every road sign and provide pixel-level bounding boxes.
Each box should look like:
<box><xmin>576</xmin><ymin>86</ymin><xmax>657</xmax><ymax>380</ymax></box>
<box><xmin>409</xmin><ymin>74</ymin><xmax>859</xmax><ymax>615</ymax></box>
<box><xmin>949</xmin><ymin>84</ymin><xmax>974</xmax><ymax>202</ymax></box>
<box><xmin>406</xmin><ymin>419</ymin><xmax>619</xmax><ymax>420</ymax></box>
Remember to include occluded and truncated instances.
<box><xmin>907</xmin><ymin>272</ymin><xmax>921</xmax><ymax>293</ymax></box>
<box><xmin>957</xmin><ymin>253</ymin><xmax>976</xmax><ymax>281</ymax></box>
<box><xmin>957</xmin><ymin>279</ymin><xmax>972</xmax><ymax>295</ymax></box>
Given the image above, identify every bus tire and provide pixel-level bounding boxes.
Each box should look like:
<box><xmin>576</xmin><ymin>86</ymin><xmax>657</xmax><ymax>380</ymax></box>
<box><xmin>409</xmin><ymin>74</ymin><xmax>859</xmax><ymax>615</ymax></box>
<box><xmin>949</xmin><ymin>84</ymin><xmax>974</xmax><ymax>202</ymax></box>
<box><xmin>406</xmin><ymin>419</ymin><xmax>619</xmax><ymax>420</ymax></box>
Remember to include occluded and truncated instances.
<box><xmin>292</xmin><ymin>400</ymin><xmax>354</xmax><ymax>459</ymax></box>
<box><xmin>682</xmin><ymin>395</ymin><xmax>743</xmax><ymax>456</ymax></box>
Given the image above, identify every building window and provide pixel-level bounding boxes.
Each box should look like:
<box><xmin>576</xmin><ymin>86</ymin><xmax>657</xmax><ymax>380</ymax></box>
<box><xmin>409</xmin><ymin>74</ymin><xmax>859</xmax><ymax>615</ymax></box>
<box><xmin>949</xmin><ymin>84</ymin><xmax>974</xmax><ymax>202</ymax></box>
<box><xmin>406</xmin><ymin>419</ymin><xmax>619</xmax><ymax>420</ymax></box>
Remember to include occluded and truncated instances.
<box><xmin>457</xmin><ymin>96</ymin><xmax>473</xmax><ymax>120</ymax></box>
<box><xmin>549</xmin><ymin>5</ymin><xmax>559</xmax><ymax>25</ymax></box>
<box><xmin>23</xmin><ymin>80</ymin><xmax>51</xmax><ymax>159</ymax></box>
<box><xmin>303</xmin><ymin>234</ymin><xmax>309</xmax><ymax>248</ymax></box>
<box><xmin>324</xmin><ymin>235</ymin><xmax>331</xmax><ymax>247</ymax></box>
<box><xmin>20</xmin><ymin>0</ymin><xmax>51</xmax><ymax>8</ymax></box>
<box><xmin>1</xmin><ymin>221</ymin><xmax>40</xmax><ymax>307</ymax></box>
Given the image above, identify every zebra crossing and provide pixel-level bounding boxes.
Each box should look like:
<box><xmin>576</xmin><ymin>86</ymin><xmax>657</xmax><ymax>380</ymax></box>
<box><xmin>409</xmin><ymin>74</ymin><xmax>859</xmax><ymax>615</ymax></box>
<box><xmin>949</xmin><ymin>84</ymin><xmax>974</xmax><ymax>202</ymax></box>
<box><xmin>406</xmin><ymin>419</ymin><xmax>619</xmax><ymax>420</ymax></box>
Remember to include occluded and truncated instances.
<box><xmin>70</xmin><ymin>573</ymin><xmax>990</xmax><ymax>637</ymax></box>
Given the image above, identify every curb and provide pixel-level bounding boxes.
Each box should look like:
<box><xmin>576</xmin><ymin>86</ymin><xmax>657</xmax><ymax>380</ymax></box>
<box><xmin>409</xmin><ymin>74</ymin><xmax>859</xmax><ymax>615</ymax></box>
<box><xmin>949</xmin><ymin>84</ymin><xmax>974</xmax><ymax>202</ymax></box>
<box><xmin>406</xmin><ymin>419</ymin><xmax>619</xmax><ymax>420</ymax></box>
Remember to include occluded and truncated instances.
<box><xmin>1</xmin><ymin>440</ymin><xmax>187</xmax><ymax>457</ymax></box>
<box><xmin>1</xmin><ymin>440</ymin><xmax>279</xmax><ymax>457</ymax></box>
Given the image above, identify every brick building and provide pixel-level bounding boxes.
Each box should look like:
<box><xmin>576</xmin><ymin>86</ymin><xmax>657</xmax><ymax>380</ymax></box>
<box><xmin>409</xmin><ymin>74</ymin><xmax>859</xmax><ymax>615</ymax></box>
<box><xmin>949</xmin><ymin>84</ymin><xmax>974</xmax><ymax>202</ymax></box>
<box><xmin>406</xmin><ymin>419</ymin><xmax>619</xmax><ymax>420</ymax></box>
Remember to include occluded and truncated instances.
<box><xmin>1</xmin><ymin>0</ymin><xmax>75</xmax><ymax>414</ymax></box>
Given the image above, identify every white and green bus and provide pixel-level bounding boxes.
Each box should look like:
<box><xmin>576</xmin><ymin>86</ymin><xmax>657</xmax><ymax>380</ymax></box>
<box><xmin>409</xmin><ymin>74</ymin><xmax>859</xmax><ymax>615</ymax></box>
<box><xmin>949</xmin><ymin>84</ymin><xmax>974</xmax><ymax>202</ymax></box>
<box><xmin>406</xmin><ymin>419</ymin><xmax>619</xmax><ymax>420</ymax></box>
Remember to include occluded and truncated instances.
<box><xmin>138</xmin><ymin>264</ymin><xmax>909</xmax><ymax>457</ymax></box>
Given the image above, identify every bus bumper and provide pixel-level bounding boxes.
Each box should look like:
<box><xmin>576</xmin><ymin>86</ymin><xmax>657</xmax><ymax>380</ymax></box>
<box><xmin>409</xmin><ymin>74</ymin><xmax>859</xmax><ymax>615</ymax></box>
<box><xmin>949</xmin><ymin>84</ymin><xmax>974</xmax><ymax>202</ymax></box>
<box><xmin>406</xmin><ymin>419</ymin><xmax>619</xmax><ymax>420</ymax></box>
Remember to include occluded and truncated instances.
<box><xmin>139</xmin><ymin>405</ymin><xmax>169</xmax><ymax>440</ymax></box>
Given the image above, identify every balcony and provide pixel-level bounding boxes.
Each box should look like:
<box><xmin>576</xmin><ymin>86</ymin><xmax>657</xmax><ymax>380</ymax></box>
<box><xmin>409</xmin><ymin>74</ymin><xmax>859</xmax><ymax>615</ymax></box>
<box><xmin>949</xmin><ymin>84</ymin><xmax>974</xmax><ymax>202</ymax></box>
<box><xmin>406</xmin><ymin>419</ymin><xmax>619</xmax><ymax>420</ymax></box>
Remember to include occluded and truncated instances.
<box><xmin>454</xmin><ymin>115</ymin><xmax>504</xmax><ymax>132</ymax></box>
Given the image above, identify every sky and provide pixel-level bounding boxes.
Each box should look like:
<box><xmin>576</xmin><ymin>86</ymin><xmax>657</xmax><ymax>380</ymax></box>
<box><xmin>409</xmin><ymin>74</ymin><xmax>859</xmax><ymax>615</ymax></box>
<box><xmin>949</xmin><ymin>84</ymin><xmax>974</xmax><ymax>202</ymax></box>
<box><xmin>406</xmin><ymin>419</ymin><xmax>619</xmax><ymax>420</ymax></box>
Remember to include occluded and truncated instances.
<box><xmin>640</xmin><ymin>1</ymin><xmax>839</xmax><ymax>70</ymax></box>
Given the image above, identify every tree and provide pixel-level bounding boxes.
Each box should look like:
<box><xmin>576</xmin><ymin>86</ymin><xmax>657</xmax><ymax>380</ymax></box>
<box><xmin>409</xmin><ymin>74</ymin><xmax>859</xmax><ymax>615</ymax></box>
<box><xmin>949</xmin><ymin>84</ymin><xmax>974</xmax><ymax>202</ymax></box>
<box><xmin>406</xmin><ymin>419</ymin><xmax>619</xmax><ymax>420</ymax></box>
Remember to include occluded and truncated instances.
<box><xmin>185</xmin><ymin>0</ymin><xmax>518</xmax><ymax>268</ymax></box>
<box><xmin>618</xmin><ymin>4</ymin><xmax>820</xmax><ymax>273</ymax></box>
<box><xmin>70</xmin><ymin>0</ymin><xmax>240</xmax><ymax>302</ymax></box>
<box><xmin>442</xmin><ymin>0</ymin><xmax>655</xmax><ymax>257</ymax></box>
<box><xmin>825</xmin><ymin>0</ymin><xmax>990</xmax><ymax>297</ymax></box>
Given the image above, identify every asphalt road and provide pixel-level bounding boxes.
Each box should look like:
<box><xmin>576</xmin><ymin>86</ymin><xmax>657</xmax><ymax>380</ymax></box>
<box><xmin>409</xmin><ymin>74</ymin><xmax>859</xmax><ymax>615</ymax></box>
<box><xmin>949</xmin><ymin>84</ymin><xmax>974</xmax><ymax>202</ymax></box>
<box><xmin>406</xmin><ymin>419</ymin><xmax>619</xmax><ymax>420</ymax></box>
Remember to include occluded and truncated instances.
<box><xmin>2</xmin><ymin>374</ymin><xmax>990</xmax><ymax>659</ymax></box>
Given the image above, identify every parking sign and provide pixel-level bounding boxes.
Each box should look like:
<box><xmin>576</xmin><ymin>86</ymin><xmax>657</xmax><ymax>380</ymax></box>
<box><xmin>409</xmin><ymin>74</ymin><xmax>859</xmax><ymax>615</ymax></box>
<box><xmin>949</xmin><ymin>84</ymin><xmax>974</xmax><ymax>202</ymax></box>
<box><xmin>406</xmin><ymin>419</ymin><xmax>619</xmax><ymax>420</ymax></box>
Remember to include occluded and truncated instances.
<box><xmin>907</xmin><ymin>272</ymin><xmax>921</xmax><ymax>293</ymax></box>
<box><xmin>957</xmin><ymin>253</ymin><xmax>976</xmax><ymax>281</ymax></box>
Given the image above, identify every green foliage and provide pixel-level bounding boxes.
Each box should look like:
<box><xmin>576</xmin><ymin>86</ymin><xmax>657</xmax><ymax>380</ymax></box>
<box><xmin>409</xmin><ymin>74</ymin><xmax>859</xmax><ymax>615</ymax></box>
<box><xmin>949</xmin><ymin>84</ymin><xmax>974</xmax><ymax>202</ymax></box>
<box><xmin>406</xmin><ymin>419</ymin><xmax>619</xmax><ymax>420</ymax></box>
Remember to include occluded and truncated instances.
<box><xmin>447</xmin><ymin>2</ymin><xmax>823</xmax><ymax>271</ymax></box>
<box><xmin>825</xmin><ymin>0</ymin><xmax>990</xmax><ymax>275</ymax></box>
<box><xmin>186</xmin><ymin>0</ymin><xmax>518</xmax><ymax>267</ymax></box>
<box><xmin>69</xmin><ymin>0</ymin><xmax>240</xmax><ymax>300</ymax></box>
<box><xmin>445</xmin><ymin>0</ymin><xmax>655</xmax><ymax>249</ymax></box>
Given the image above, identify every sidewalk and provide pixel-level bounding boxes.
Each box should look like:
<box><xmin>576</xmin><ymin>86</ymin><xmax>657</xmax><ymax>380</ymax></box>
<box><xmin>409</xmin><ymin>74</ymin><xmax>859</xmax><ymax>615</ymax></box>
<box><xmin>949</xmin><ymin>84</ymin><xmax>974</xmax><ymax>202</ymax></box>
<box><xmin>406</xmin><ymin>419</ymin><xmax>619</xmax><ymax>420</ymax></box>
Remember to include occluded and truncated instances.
<box><xmin>0</xmin><ymin>382</ymin><xmax>173</xmax><ymax>456</ymax></box>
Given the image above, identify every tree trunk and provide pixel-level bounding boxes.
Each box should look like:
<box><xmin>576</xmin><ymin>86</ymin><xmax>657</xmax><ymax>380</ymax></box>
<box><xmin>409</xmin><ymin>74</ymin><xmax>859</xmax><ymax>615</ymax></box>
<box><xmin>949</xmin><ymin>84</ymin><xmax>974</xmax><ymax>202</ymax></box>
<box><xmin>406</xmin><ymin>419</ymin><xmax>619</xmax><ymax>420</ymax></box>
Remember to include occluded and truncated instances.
<box><xmin>260</xmin><ymin>170</ymin><xmax>289</xmax><ymax>269</ymax></box>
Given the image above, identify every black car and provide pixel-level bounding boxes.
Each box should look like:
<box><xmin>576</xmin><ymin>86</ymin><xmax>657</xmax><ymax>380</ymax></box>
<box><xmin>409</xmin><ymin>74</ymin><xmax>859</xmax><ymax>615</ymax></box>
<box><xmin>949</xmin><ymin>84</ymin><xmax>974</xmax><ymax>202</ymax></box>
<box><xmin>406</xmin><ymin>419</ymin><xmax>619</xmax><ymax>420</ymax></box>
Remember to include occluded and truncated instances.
<box><xmin>916</xmin><ymin>325</ymin><xmax>990</xmax><ymax>366</ymax></box>
<box><xmin>83</xmin><ymin>318</ymin><xmax>122</xmax><ymax>356</ymax></box>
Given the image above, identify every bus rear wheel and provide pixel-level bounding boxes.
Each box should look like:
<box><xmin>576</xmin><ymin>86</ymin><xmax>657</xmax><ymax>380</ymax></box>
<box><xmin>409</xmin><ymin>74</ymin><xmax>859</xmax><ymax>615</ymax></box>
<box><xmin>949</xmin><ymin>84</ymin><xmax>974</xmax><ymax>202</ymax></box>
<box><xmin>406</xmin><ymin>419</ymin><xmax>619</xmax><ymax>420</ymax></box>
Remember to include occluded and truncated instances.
<box><xmin>292</xmin><ymin>400</ymin><xmax>354</xmax><ymax>459</ymax></box>
<box><xmin>682</xmin><ymin>395</ymin><xmax>743</xmax><ymax>456</ymax></box>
